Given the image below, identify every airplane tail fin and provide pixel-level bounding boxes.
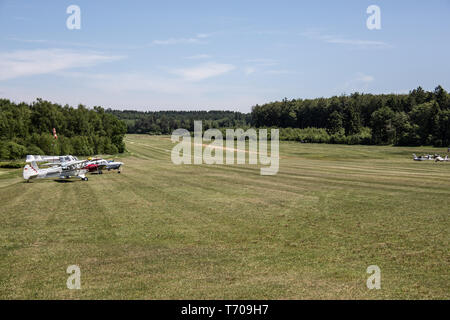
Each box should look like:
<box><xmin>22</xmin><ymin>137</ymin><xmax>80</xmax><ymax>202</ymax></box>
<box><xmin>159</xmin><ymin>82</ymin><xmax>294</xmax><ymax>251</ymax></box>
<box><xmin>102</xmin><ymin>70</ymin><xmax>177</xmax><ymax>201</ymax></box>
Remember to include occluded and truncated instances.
<box><xmin>23</xmin><ymin>162</ymin><xmax>39</xmax><ymax>180</ymax></box>
<box><xmin>30</xmin><ymin>161</ymin><xmax>39</xmax><ymax>171</ymax></box>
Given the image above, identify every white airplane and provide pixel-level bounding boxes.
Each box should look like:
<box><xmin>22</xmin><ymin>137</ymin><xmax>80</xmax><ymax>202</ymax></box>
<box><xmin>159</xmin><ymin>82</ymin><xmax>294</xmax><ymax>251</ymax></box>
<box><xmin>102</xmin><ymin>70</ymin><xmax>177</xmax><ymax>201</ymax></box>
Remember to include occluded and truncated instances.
<box><xmin>435</xmin><ymin>155</ymin><xmax>449</xmax><ymax>162</ymax></box>
<box><xmin>105</xmin><ymin>159</ymin><xmax>123</xmax><ymax>173</ymax></box>
<box><xmin>413</xmin><ymin>154</ymin><xmax>433</xmax><ymax>161</ymax></box>
<box><xmin>23</xmin><ymin>155</ymin><xmax>90</xmax><ymax>182</ymax></box>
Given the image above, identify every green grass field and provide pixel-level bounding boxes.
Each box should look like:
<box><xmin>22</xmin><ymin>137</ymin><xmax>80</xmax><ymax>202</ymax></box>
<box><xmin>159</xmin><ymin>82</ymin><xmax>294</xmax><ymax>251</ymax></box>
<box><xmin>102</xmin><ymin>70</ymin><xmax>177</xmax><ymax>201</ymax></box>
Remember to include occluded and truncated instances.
<box><xmin>0</xmin><ymin>134</ymin><xmax>449</xmax><ymax>299</ymax></box>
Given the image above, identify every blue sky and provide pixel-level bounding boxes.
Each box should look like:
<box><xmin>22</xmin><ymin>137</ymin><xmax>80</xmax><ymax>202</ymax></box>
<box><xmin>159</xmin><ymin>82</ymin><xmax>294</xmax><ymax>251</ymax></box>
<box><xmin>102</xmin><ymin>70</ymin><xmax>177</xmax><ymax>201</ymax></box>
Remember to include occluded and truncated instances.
<box><xmin>0</xmin><ymin>0</ymin><xmax>449</xmax><ymax>111</ymax></box>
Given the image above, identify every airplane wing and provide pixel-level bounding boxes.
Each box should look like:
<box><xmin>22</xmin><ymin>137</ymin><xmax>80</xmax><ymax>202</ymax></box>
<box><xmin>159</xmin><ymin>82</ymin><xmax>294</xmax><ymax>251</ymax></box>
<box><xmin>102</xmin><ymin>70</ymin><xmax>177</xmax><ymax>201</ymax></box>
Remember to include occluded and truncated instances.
<box><xmin>26</xmin><ymin>155</ymin><xmax>61</xmax><ymax>163</ymax></box>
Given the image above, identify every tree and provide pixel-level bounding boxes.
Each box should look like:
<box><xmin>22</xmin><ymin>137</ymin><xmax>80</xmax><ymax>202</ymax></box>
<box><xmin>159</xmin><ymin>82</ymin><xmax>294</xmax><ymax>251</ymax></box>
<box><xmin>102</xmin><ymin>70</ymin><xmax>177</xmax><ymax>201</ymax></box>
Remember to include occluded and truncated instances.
<box><xmin>409</xmin><ymin>101</ymin><xmax>440</xmax><ymax>145</ymax></box>
<box><xmin>370</xmin><ymin>106</ymin><xmax>395</xmax><ymax>144</ymax></box>
<box><xmin>327</xmin><ymin>111</ymin><xmax>344</xmax><ymax>135</ymax></box>
<box><xmin>343</xmin><ymin>103</ymin><xmax>362</xmax><ymax>135</ymax></box>
<box><xmin>410</xmin><ymin>86</ymin><xmax>427</xmax><ymax>105</ymax></box>
<box><xmin>434</xmin><ymin>85</ymin><xmax>449</xmax><ymax>110</ymax></box>
<box><xmin>392</xmin><ymin>112</ymin><xmax>417</xmax><ymax>146</ymax></box>
<box><xmin>0</xmin><ymin>98</ymin><xmax>127</xmax><ymax>159</ymax></box>
<box><xmin>436</xmin><ymin>109</ymin><xmax>450</xmax><ymax>146</ymax></box>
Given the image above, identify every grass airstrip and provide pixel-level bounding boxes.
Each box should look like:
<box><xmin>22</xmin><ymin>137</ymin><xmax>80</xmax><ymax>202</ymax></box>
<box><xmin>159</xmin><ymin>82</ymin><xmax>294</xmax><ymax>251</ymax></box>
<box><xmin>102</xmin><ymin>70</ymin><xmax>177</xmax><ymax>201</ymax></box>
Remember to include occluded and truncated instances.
<box><xmin>0</xmin><ymin>134</ymin><xmax>448</xmax><ymax>299</ymax></box>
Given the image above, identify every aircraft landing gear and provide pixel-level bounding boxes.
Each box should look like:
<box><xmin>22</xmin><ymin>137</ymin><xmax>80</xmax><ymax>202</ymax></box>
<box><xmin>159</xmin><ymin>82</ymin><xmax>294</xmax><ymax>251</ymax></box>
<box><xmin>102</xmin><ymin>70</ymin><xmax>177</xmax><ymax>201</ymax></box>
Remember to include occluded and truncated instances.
<box><xmin>81</xmin><ymin>177</ymin><xmax>88</xmax><ymax>181</ymax></box>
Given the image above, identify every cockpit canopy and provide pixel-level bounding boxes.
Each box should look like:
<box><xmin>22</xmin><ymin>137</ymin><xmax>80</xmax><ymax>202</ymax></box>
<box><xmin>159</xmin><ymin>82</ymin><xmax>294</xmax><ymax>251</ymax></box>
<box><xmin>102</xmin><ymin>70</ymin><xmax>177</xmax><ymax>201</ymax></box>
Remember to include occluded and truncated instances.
<box><xmin>59</xmin><ymin>155</ymin><xmax>79</xmax><ymax>163</ymax></box>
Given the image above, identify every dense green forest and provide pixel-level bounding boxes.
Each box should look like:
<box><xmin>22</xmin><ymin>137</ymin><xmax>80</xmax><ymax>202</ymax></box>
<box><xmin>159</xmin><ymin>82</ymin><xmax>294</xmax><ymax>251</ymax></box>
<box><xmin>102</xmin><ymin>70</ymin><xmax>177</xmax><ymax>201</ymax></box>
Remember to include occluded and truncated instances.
<box><xmin>0</xmin><ymin>98</ymin><xmax>126</xmax><ymax>160</ymax></box>
<box><xmin>106</xmin><ymin>110</ymin><xmax>251</xmax><ymax>134</ymax></box>
<box><xmin>108</xmin><ymin>86</ymin><xmax>450</xmax><ymax>147</ymax></box>
<box><xmin>251</xmin><ymin>86</ymin><xmax>450</xmax><ymax>146</ymax></box>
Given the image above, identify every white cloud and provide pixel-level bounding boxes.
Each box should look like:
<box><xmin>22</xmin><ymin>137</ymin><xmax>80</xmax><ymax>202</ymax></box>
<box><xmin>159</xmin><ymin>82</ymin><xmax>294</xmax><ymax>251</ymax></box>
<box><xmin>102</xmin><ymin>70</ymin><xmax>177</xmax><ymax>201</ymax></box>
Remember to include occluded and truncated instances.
<box><xmin>265</xmin><ymin>69</ymin><xmax>296</xmax><ymax>75</ymax></box>
<box><xmin>0</xmin><ymin>49</ymin><xmax>123</xmax><ymax>81</ymax></box>
<box><xmin>245</xmin><ymin>58</ymin><xmax>278</xmax><ymax>66</ymax></box>
<box><xmin>1</xmin><ymin>65</ymin><xmax>283</xmax><ymax>110</ymax></box>
<box><xmin>339</xmin><ymin>72</ymin><xmax>375</xmax><ymax>93</ymax></box>
<box><xmin>244</xmin><ymin>67</ymin><xmax>294</xmax><ymax>76</ymax></box>
<box><xmin>301</xmin><ymin>31</ymin><xmax>389</xmax><ymax>48</ymax></box>
<box><xmin>185</xmin><ymin>54</ymin><xmax>212</xmax><ymax>60</ymax></box>
<box><xmin>78</xmin><ymin>73</ymin><xmax>204</xmax><ymax>95</ymax></box>
<box><xmin>5</xmin><ymin>37</ymin><xmax>107</xmax><ymax>49</ymax></box>
<box><xmin>196</xmin><ymin>33</ymin><xmax>212</xmax><ymax>39</ymax></box>
<box><xmin>244</xmin><ymin>67</ymin><xmax>256</xmax><ymax>75</ymax></box>
<box><xmin>326</xmin><ymin>38</ymin><xmax>387</xmax><ymax>47</ymax></box>
<box><xmin>152</xmin><ymin>38</ymin><xmax>201</xmax><ymax>45</ymax></box>
<box><xmin>243</xmin><ymin>58</ymin><xmax>280</xmax><ymax>75</ymax></box>
<box><xmin>171</xmin><ymin>62</ymin><xmax>235</xmax><ymax>81</ymax></box>
<box><xmin>1</xmin><ymin>70</ymin><xmax>273</xmax><ymax>111</ymax></box>
<box><xmin>6</xmin><ymin>37</ymin><xmax>48</xmax><ymax>43</ymax></box>
<box><xmin>152</xmin><ymin>33</ymin><xmax>211</xmax><ymax>45</ymax></box>
<box><xmin>355</xmin><ymin>73</ymin><xmax>374</xmax><ymax>83</ymax></box>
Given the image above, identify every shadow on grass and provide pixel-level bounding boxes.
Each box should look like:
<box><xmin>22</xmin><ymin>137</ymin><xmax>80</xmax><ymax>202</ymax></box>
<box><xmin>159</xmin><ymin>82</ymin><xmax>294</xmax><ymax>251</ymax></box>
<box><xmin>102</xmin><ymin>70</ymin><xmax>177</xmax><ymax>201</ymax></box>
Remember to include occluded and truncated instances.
<box><xmin>53</xmin><ymin>179</ymin><xmax>76</xmax><ymax>183</ymax></box>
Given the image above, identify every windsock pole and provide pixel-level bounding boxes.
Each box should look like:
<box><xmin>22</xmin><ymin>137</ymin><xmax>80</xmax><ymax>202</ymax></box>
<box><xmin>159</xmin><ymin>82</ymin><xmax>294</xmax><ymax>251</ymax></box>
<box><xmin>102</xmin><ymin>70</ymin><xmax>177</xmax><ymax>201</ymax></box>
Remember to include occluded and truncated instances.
<box><xmin>52</xmin><ymin>128</ymin><xmax>58</xmax><ymax>155</ymax></box>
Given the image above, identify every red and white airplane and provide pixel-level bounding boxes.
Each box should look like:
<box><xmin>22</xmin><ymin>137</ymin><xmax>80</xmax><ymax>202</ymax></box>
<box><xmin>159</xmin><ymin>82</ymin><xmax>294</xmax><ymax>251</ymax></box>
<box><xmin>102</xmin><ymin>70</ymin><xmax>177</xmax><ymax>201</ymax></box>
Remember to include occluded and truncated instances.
<box><xmin>84</xmin><ymin>158</ymin><xmax>109</xmax><ymax>174</ymax></box>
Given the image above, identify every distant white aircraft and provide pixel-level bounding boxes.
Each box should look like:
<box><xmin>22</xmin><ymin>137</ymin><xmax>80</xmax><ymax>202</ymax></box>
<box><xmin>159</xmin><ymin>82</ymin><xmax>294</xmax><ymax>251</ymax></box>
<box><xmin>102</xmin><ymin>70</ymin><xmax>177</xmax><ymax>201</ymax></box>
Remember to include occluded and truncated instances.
<box><xmin>23</xmin><ymin>155</ymin><xmax>89</xmax><ymax>182</ymax></box>
<box><xmin>413</xmin><ymin>154</ymin><xmax>449</xmax><ymax>162</ymax></box>
<box><xmin>435</xmin><ymin>155</ymin><xmax>449</xmax><ymax>162</ymax></box>
<box><xmin>413</xmin><ymin>154</ymin><xmax>433</xmax><ymax>161</ymax></box>
<box><xmin>105</xmin><ymin>159</ymin><xmax>123</xmax><ymax>173</ymax></box>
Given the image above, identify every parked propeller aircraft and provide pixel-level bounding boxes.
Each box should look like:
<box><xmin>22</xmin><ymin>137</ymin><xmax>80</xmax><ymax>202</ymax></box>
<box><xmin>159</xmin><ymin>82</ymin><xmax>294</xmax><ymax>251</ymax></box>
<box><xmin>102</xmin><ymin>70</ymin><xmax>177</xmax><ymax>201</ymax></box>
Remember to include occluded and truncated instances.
<box><xmin>23</xmin><ymin>155</ymin><xmax>89</xmax><ymax>182</ymax></box>
<box><xmin>413</xmin><ymin>154</ymin><xmax>434</xmax><ymax>161</ymax></box>
<box><xmin>105</xmin><ymin>160</ymin><xmax>123</xmax><ymax>173</ymax></box>
<box><xmin>23</xmin><ymin>155</ymin><xmax>125</xmax><ymax>181</ymax></box>
<box><xmin>85</xmin><ymin>158</ymin><xmax>109</xmax><ymax>174</ymax></box>
<box><xmin>413</xmin><ymin>154</ymin><xmax>449</xmax><ymax>162</ymax></box>
<box><xmin>84</xmin><ymin>158</ymin><xmax>123</xmax><ymax>174</ymax></box>
<box><xmin>434</xmin><ymin>155</ymin><xmax>449</xmax><ymax>162</ymax></box>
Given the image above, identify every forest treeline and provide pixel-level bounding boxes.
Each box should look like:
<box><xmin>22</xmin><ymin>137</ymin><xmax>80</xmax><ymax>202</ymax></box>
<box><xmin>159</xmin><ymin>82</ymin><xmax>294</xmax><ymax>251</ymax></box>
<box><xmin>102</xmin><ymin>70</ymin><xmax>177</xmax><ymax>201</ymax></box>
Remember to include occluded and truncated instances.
<box><xmin>251</xmin><ymin>86</ymin><xmax>450</xmax><ymax>146</ymax></box>
<box><xmin>108</xmin><ymin>86</ymin><xmax>450</xmax><ymax>147</ymax></box>
<box><xmin>0</xmin><ymin>98</ymin><xmax>126</xmax><ymax>160</ymax></box>
<box><xmin>1</xmin><ymin>85</ymin><xmax>449</xmax><ymax>160</ymax></box>
<box><xmin>106</xmin><ymin>110</ymin><xmax>251</xmax><ymax>134</ymax></box>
